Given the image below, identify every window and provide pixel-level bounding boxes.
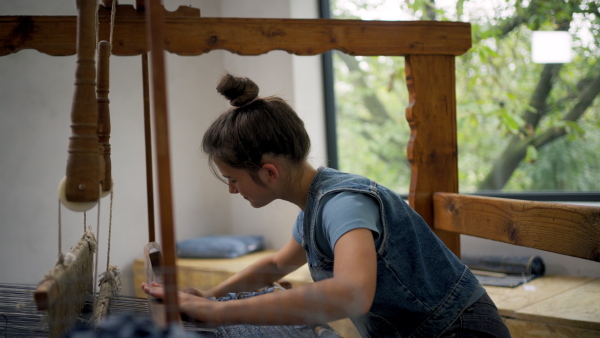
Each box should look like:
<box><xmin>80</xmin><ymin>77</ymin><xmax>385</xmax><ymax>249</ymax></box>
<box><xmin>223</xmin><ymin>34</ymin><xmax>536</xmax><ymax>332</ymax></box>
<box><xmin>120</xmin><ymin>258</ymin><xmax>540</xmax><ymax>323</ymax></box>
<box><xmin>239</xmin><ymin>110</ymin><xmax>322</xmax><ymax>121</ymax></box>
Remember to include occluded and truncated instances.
<box><xmin>322</xmin><ymin>0</ymin><xmax>600</xmax><ymax>200</ymax></box>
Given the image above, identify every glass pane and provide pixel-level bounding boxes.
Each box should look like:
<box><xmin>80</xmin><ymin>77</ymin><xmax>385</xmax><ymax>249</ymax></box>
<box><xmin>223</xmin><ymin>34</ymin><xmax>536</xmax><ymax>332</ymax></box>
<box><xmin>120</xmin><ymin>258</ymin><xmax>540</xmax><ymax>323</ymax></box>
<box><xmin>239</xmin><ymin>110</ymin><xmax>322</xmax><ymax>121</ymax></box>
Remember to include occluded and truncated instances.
<box><xmin>330</xmin><ymin>0</ymin><xmax>600</xmax><ymax>194</ymax></box>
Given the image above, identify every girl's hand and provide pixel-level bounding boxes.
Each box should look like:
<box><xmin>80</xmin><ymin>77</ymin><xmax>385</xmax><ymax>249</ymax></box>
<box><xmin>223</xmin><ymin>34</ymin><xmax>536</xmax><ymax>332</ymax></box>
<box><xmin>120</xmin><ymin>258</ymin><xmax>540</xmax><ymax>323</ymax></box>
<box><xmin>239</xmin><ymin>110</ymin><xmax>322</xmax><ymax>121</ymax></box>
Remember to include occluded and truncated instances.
<box><xmin>142</xmin><ymin>282</ymin><xmax>208</xmax><ymax>298</ymax></box>
<box><xmin>141</xmin><ymin>282</ymin><xmax>221</xmax><ymax>326</ymax></box>
<box><xmin>181</xmin><ymin>287</ymin><xmax>207</xmax><ymax>297</ymax></box>
<box><xmin>141</xmin><ymin>281</ymin><xmax>164</xmax><ymax>298</ymax></box>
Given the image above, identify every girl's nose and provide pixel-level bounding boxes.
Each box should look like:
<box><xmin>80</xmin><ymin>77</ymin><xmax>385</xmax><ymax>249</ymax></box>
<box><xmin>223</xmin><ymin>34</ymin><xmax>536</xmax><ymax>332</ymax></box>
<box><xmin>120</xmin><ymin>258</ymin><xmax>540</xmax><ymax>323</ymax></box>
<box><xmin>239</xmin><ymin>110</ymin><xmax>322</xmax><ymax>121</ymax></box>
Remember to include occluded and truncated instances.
<box><xmin>228</xmin><ymin>184</ymin><xmax>238</xmax><ymax>194</ymax></box>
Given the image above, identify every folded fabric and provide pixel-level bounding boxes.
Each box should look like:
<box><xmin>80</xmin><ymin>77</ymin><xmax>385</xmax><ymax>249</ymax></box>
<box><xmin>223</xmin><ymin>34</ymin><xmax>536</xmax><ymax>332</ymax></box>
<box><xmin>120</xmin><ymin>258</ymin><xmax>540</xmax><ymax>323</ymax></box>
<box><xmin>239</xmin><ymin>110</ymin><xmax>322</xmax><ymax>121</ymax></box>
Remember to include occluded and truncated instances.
<box><xmin>462</xmin><ymin>254</ymin><xmax>546</xmax><ymax>288</ymax></box>
<box><xmin>177</xmin><ymin>235</ymin><xmax>264</xmax><ymax>259</ymax></box>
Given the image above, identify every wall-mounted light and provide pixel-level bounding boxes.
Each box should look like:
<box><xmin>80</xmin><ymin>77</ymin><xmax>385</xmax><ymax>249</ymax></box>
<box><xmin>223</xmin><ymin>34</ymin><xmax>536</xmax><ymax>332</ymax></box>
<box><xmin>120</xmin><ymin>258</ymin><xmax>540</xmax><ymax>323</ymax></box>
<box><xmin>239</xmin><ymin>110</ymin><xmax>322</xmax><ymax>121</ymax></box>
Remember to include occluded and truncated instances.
<box><xmin>531</xmin><ymin>31</ymin><xmax>573</xmax><ymax>64</ymax></box>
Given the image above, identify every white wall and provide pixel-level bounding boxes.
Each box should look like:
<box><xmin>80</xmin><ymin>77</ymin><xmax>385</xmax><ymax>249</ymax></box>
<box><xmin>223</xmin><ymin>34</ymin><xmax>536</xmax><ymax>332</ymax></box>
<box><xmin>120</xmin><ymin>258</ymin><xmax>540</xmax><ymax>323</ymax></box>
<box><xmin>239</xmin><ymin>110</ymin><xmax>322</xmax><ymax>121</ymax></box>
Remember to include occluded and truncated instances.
<box><xmin>218</xmin><ymin>1</ymin><xmax>328</xmax><ymax>249</ymax></box>
<box><xmin>0</xmin><ymin>0</ymin><xmax>324</xmax><ymax>296</ymax></box>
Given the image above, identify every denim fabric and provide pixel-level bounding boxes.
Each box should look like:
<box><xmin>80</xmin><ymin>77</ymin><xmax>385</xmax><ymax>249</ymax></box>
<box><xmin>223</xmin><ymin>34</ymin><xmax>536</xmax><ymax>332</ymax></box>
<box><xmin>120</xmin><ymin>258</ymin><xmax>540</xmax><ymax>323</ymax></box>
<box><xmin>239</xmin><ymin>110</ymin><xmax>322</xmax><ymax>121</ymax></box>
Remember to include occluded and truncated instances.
<box><xmin>298</xmin><ymin>167</ymin><xmax>482</xmax><ymax>337</ymax></box>
<box><xmin>439</xmin><ymin>293</ymin><xmax>511</xmax><ymax>337</ymax></box>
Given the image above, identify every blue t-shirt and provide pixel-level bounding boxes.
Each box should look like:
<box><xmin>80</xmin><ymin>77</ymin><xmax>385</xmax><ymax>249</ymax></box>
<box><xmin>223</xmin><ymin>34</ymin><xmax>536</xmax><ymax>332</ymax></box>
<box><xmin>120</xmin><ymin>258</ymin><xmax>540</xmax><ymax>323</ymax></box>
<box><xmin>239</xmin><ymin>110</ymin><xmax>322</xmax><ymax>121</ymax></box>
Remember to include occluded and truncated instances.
<box><xmin>293</xmin><ymin>191</ymin><xmax>382</xmax><ymax>258</ymax></box>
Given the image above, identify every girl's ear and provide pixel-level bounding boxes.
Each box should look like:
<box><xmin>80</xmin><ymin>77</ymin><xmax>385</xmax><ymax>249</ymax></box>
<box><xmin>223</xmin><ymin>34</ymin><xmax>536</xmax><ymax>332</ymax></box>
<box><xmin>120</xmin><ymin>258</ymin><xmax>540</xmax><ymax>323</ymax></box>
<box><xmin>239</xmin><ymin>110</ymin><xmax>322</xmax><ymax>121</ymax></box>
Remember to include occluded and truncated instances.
<box><xmin>260</xmin><ymin>163</ymin><xmax>280</xmax><ymax>183</ymax></box>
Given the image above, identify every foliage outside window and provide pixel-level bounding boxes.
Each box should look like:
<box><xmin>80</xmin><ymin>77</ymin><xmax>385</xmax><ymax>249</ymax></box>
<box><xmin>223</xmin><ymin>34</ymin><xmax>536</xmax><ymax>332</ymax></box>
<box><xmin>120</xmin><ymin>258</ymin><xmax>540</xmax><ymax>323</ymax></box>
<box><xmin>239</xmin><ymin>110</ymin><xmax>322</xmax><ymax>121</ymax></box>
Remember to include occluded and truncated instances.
<box><xmin>330</xmin><ymin>0</ymin><xmax>600</xmax><ymax>194</ymax></box>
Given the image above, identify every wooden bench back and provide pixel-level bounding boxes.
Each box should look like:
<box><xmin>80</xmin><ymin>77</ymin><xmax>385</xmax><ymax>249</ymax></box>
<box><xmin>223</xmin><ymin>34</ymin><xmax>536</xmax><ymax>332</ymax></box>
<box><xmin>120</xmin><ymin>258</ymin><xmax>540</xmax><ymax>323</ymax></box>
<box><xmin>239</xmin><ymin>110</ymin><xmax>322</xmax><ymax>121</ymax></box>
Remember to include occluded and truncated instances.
<box><xmin>432</xmin><ymin>193</ymin><xmax>600</xmax><ymax>262</ymax></box>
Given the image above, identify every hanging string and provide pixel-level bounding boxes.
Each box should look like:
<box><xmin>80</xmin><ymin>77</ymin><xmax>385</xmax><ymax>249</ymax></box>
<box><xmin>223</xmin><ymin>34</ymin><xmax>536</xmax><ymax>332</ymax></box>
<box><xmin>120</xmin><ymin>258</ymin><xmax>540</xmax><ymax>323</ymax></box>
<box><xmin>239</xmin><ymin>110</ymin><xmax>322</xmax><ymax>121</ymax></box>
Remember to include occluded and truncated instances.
<box><xmin>109</xmin><ymin>2</ymin><xmax>117</xmax><ymax>47</ymax></box>
<box><xmin>95</xmin><ymin>0</ymin><xmax>117</xmax><ymax>48</ymax></box>
<box><xmin>92</xmin><ymin>0</ymin><xmax>117</xmax><ymax>313</ymax></box>
<box><xmin>58</xmin><ymin>200</ymin><xmax>63</xmax><ymax>262</ymax></box>
<box><xmin>100</xmin><ymin>0</ymin><xmax>117</xmax><ymax>274</ymax></box>
<box><xmin>95</xmin><ymin>0</ymin><xmax>99</xmax><ymax>48</ymax></box>
<box><xmin>83</xmin><ymin>211</ymin><xmax>87</xmax><ymax>232</ymax></box>
<box><xmin>106</xmin><ymin>189</ymin><xmax>114</xmax><ymax>270</ymax></box>
<box><xmin>92</xmin><ymin>189</ymin><xmax>102</xmax><ymax>312</ymax></box>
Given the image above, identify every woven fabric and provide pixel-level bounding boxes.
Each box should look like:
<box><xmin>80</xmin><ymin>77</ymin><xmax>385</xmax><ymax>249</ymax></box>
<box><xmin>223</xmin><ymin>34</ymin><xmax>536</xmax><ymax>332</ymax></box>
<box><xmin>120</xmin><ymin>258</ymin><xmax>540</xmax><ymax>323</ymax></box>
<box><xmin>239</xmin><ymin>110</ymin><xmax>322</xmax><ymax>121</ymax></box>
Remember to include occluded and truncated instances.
<box><xmin>217</xmin><ymin>325</ymin><xmax>317</xmax><ymax>337</ymax></box>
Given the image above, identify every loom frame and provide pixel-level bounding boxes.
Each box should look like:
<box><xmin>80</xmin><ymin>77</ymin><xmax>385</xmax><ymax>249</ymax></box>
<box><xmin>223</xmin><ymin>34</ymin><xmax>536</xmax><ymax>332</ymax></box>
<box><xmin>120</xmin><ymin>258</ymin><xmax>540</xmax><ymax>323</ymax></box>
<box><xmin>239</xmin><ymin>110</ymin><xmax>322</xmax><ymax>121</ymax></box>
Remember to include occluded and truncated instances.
<box><xmin>1</xmin><ymin>0</ymin><xmax>599</xmax><ymax>330</ymax></box>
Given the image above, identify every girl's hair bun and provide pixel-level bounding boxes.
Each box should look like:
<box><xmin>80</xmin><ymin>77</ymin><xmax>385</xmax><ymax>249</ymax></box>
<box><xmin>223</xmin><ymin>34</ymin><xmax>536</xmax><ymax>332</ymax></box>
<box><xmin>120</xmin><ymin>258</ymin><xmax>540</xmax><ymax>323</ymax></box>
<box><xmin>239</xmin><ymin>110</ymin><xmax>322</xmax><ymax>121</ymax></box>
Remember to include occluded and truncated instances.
<box><xmin>216</xmin><ymin>74</ymin><xmax>259</xmax><ymax>107</ymax></box>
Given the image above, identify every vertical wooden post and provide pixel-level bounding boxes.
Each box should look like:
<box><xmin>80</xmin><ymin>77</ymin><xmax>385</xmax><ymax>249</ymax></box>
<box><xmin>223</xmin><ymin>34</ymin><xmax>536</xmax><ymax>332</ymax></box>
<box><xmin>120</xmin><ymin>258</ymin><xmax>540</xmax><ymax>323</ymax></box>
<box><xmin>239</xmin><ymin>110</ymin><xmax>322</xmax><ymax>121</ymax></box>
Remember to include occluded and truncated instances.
<box><xmin>141</xmin><ymin>53</ymin><xmax>156</xmax><ymax>243</ymax></box>
<box><xmin>144</xmin><ymin>0</ymin><xmax>179</xmax><ymax>324</ymax></box>
<box><xmin>405</xmin><ymin>54</ymin><xmax>461</xmax><ymax>257</ymax></box>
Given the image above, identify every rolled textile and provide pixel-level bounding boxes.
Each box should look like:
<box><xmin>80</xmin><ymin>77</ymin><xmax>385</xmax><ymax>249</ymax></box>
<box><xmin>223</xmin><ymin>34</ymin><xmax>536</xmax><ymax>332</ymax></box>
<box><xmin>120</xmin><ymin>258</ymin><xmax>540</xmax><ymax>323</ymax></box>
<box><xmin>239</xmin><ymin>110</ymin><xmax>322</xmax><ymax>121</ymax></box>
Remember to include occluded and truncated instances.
<box><xmin>461</xmin><ymin>255</ymin><xmax>545</xmax><ymax>288</ymax></box>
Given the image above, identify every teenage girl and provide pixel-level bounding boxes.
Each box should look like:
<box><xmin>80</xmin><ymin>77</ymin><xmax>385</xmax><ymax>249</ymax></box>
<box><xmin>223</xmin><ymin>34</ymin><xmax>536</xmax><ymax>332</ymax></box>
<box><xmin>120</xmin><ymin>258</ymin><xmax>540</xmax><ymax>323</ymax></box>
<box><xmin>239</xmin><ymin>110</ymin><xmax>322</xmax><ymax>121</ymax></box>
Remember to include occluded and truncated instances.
<box><xmin>142</xmin><ymin>74</ymin><xmax>511</xmax><ymax>337</ymax></box>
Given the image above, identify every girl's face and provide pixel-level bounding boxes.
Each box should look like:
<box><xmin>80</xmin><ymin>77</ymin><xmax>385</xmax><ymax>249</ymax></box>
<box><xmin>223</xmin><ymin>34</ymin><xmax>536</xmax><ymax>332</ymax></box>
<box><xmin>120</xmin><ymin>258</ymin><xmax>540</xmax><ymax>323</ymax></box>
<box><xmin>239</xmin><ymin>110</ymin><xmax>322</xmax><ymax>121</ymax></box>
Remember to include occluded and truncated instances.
<box><xmin>213</xmin><ymin>159</ymin><xmax>275</xmax><ymax>208</ymax></box>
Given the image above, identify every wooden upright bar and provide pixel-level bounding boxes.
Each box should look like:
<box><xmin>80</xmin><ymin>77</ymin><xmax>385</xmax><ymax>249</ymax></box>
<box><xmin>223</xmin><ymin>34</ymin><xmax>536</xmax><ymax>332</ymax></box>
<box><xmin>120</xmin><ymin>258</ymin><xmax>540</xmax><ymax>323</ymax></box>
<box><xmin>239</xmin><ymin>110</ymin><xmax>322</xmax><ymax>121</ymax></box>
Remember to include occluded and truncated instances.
<box><xmin>144</xmin><ymin>0</ymin><xmax>179</xmax><ymax>324</ymax></box>
<box><xmin>141</xmin><ymin>53</ymin><xmax>156</xmax><ymax>243</ymax></box>
<box><xmin>405</xmin><ymin>55</ymin><xmax>461</xmax><ymax>256</ymax></box>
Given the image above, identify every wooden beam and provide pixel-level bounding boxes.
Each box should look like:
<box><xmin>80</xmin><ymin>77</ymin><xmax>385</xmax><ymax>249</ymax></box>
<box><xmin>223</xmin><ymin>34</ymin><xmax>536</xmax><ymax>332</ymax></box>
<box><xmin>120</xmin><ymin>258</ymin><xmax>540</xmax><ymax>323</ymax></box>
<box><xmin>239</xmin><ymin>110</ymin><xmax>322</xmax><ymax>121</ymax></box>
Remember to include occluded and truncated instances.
<box><xmin>0</xmin><ymin>5</ymin><xmax>472</xmax><ymax>57</ymax></box>
<box><xmin>433</xmin><ymin>192</ymin><xmax>600</xmax><ymax>262</ymax></box>
<box><xmin>405</xmin><ymin>55</ymin><xmax>461</xmax><ymax>256</ymax></box>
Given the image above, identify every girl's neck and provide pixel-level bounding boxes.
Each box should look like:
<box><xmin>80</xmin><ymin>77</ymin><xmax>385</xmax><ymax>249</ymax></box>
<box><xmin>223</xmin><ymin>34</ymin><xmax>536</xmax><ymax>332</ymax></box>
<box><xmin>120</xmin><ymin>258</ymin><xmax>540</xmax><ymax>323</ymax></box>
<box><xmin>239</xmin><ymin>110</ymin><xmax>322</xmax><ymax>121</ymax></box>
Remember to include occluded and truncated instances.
<box><xmin>280</xmin><ymin>161</ymin><xmax>318</xmax><ymax>211</ymax></box>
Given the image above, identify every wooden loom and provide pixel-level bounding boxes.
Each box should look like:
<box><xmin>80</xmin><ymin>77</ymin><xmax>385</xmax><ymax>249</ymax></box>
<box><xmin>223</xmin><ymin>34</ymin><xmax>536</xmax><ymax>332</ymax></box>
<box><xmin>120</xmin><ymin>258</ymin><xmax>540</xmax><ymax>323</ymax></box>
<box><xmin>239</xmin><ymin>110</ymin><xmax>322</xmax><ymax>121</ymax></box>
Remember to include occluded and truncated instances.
<box><xmin>1</xmin><ymin>0</ymin><xmax>599</xmax><ymax>335</ymax></box>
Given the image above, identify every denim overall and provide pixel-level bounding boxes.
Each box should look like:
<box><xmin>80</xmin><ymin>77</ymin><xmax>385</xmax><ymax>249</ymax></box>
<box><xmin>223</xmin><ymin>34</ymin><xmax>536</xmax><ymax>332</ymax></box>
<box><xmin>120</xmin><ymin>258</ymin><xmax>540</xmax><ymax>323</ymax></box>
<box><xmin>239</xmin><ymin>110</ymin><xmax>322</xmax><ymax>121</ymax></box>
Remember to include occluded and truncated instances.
<box><xmin>298</xmin><ymin>167</ymin><xmax>481</xmax><ymax>337</ymax></box>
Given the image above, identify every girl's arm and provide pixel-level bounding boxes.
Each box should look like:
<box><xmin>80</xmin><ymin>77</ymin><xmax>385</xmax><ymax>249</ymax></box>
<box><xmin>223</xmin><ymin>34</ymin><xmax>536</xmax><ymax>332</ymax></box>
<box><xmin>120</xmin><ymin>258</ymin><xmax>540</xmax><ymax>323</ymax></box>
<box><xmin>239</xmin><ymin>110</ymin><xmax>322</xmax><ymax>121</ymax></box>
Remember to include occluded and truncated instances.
<box><xmin>203</xmin><ymin>236</ymin><xmax>308</xmax><ymax>298</ymax></box>
<box><xmin>144</xmin><ymin>236</ymin><xmax>308</xmax><ymax>299</ymax></box>
<box><xmin>216</xmin><ymin>227</ymin><xmax>377</xmax><ymax>325</ymax></box>
<box><xmin>144</xmin><ymin>228</ymin><xmax>377</xmax><ymax>326</ymax></box>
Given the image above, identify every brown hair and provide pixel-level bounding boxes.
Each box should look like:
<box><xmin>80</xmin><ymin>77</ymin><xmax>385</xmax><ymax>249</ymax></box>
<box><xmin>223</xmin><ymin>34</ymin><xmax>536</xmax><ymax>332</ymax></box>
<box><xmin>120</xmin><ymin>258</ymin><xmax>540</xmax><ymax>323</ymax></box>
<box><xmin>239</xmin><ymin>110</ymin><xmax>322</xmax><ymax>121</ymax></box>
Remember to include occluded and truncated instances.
<box><xmin>202</xmin><ymin>74</ymin><xmax>311</xmax><ymax>182</ymax></box>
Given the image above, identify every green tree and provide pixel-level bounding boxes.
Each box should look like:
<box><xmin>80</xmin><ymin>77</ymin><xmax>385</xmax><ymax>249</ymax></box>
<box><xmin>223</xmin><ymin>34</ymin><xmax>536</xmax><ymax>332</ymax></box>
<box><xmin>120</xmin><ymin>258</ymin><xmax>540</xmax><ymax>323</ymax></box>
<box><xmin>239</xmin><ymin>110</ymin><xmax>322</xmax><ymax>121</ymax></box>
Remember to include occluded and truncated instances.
<box><xmin>332</xmin><ymin>0</ymin><xmax>600</xmax><ymax>193</ymax></box>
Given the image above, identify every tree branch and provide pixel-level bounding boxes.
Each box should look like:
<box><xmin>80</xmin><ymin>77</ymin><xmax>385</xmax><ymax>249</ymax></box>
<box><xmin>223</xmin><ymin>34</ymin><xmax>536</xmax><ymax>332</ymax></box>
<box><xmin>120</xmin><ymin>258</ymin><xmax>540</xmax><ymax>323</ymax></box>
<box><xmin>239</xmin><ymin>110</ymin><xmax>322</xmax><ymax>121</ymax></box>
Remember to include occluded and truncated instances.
<box><xmin>522</xmin><ymin>63</ymin><xmax>562</xmax><ymax>132</ymax></box>
<box><xmin>337</xmin><ymin>52</ymin><xmax>393</xmax><ymax>124</ymax></box>
<box><xmin>478</xmin><ymin>70</ymin><xmax>600</xmax><ymax>191</ymax></box>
